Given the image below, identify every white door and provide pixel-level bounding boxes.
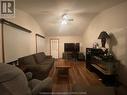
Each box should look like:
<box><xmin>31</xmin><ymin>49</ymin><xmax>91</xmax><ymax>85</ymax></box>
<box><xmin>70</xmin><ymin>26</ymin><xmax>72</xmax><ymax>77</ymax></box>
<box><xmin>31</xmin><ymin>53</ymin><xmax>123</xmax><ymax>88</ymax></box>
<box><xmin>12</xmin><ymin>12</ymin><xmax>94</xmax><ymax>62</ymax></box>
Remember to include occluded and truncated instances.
<box><xmin>50</xmin><ymin>39</ymin><xmax>59</xmax><ymax>58</ymax></box>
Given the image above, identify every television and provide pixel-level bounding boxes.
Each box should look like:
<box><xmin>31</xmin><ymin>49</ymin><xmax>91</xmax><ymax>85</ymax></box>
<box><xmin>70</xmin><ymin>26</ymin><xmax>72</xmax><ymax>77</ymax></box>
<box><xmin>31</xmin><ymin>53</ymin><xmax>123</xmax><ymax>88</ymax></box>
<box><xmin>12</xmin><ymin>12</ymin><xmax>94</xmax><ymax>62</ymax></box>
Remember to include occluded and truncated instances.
<box><xmin>64</xmin><ymin>43</ymin><xmax>80</xmax><ymax>52</ymax></box>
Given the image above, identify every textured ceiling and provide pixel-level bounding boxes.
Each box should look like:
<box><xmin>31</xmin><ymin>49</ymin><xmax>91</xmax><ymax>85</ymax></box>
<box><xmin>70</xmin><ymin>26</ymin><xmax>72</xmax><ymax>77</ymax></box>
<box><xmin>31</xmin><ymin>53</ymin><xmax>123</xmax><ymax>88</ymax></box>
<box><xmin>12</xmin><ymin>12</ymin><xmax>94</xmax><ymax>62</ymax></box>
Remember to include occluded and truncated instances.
<box><xmin>16</xmin><ymin>0</ymin><xmax>126</xmax><ymax>36</ymax></box>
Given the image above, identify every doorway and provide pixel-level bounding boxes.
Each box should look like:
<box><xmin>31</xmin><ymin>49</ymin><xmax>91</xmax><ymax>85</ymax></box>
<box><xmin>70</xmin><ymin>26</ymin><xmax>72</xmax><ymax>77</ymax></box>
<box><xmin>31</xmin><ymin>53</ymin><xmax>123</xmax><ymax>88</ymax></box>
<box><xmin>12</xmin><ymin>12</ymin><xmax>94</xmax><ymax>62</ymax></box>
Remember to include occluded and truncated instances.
<box><xmin>50</xmin><ymin>39</ymin><xmax>59</xmax><ymax>58</ymax></box>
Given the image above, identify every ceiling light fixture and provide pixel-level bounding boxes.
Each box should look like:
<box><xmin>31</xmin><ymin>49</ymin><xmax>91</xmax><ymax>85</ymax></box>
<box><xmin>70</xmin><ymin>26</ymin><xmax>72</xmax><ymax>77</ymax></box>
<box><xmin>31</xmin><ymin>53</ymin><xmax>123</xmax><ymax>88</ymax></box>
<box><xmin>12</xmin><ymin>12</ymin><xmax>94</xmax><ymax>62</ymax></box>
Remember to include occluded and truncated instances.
<box><xmin>63</xmin><ymin>14</ymin><xmax>69</xmax><ymax>20</ymax></box>
<box><xmin>61</xmin><ymin>14</ymin><xmax>69</xmax><ymax>25</ymax></box>
<box><xmin>61</xmin><ymin>20</ymin><xmax>67</xmax><ymax>25</ymax></box>
<box><xmin>61</xmin><ymin>14</ymin><xmax>74</xmax><ymax>25</ymax></box>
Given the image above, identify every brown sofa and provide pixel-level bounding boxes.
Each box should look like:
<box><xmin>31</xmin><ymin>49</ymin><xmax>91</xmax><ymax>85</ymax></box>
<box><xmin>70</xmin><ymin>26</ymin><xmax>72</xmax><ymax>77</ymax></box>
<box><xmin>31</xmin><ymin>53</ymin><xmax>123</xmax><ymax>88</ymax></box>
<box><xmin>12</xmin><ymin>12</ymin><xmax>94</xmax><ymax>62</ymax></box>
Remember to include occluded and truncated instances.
<box><xmin>18</xmin><ymin>52</ymin><xmax>54</xmax><ymax>80</ymax></box>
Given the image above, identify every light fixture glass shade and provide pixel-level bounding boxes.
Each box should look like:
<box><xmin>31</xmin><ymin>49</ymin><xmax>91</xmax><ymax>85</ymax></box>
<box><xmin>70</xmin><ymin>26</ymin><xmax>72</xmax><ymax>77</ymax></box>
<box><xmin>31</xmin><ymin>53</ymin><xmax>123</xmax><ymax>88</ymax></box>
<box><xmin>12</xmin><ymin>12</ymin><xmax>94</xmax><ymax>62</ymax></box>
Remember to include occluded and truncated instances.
<box><xmin>61</xmin><ymin>20</ymin><xmax>67</xmax><ymax>25</ymax></box>
<box><xmin>61</xmin><ymin>14</ymin><xmax>69</xmax><ymax>25</ymax></box>
<box><xmin>63</xmin><ymin>14</ymin><xmax>69</xmax><ymax>20</ymax></box>
<box><xmin>98</xmin><ymin>31</ymin><xmax>110</xmax><ymax>39</ymax></box>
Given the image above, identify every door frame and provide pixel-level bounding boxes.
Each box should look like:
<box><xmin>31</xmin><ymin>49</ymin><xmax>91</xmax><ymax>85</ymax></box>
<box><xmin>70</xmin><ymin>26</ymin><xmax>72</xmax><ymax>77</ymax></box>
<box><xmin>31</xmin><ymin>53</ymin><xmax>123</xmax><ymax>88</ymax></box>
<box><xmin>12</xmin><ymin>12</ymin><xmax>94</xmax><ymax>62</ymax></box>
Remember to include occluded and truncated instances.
<box><xmin>50</xmin><ymin>38</ymin><xmax>59</xmax><ymax>58</ymax></box>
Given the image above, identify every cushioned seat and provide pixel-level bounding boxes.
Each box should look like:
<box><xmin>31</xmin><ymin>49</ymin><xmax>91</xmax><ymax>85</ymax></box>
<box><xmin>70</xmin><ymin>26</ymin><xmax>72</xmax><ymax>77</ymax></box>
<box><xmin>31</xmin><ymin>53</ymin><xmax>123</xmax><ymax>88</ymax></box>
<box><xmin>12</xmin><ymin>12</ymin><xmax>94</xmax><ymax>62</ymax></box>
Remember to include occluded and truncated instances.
<box><xmin>0</xmin><ymin>63</ymin><xmax>52</xmax><ymax>95</ymax></box>
<box><xmin>0</xmin><ymin>63</ymin><xmax>31</xmax><ymax>95</ymax></box>
<box><xmin>34</xmin><ymin>53</ymin><xmax>54</xmax><ymax>65</ymax></box>
<box><xmin>19</xmin><ymin>55</ymin><xmax>37</xmax><ymax>65</ymax></box>
<box><xmin>24</xmin><ymin>65</ymin><xmax>51</xmax><ymax>80</ymax></box>
<box><xmin>34</xmin><ymin>53</ymin><xmax>46</xmax><ymax>64</ymax></box>
<box><xmin>29</xmin><ymin>78</ymin><xmax>52</xmax><ymax>94</ymax></box>
<box><xmin>25</xmin><ymin>65</ymin><xmax>50</xmax><ymax>72</ymax></box>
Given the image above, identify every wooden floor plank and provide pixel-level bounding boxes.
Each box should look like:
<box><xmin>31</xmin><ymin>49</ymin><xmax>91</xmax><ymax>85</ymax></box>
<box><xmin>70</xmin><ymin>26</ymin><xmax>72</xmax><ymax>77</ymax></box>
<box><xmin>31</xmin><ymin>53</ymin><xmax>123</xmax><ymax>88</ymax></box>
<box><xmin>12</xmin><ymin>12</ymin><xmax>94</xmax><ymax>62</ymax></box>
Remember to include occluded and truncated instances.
<box><xmin>49</xmin><ymin>59</ymin><xmax>103</xmax><ymax>92</ymax></box>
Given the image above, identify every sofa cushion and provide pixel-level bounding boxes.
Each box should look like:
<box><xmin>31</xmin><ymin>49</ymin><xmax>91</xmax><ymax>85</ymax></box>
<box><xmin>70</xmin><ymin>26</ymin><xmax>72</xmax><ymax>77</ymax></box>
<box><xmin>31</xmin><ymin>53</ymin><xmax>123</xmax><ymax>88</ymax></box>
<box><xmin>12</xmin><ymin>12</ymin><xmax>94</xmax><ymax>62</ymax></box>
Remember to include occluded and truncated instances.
<box><xmin>0</xmin><ymin>64</ymin><xmax>21</xmax><ymax>82</ymax></box>
<box><xmin>25</xmin><ymin>65</ymin><xmax>49</xmax><ymax>72</ymax></box>
<box><xmin>29</xmin><ymin>77</ymin><xmax>52</xmax><ymax>94</ymax></box>
<box><xmin>25</xmin><ymin>65</ymin><xmax>51</xmax><ymax>80</ymax></box>
<box><xmin>18</xmin><ymin>55</ymin><xmax>36</xmax><ymax>65</ymax></box>
<box><xmin>34</xmin><ymin>52</ymin><xmax>54</xmax><ymax>65</ymax></box>
<box><xmin>34</xmin><ymin>53</ymin><xmax>45</xmax><ymax>64</ymax></box>
<box><xmin>39</xmin><ymin>52</ymin><xmax>46</xmax><ymax>59</ymax></box>
<box><xmin>0</xmin><ymin>64</ymin><xmax>31</xmax><ymax>95</ymax></box>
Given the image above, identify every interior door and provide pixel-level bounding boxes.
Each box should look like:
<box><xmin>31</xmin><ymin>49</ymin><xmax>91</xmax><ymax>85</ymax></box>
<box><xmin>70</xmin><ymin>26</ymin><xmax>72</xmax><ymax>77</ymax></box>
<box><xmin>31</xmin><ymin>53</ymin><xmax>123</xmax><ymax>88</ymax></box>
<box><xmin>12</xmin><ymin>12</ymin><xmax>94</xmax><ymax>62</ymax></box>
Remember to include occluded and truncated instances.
<box><xmin>50</xmin><ymin>39</ymin><xmax>59</xmax><ymax>58</ymax></box>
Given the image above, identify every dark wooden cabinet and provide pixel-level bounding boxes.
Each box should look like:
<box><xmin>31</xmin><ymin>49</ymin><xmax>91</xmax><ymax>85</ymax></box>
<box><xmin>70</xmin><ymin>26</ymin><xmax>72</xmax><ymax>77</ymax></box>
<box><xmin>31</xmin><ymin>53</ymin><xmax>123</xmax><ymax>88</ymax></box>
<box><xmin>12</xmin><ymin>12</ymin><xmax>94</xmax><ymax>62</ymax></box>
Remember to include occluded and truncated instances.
<box><xmin>86</xmin><ymin>48</ymin><xmax>117</xmax><ymax>86</ymax></box>
<box><xmin>86</xmin><ymin>48</ymin><xmax>106</xmax><ymax>70</ymax></box>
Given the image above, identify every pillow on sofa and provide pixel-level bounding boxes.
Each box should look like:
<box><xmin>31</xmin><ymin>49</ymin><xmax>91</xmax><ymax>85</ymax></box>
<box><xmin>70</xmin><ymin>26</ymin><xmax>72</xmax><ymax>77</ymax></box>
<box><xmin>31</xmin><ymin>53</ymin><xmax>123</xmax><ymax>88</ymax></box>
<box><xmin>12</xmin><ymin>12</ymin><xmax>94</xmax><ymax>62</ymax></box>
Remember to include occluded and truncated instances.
<box><xmin>18</xmin><ymin>55</ymin><xmax>37</xmax><ymax>65</ymax></box>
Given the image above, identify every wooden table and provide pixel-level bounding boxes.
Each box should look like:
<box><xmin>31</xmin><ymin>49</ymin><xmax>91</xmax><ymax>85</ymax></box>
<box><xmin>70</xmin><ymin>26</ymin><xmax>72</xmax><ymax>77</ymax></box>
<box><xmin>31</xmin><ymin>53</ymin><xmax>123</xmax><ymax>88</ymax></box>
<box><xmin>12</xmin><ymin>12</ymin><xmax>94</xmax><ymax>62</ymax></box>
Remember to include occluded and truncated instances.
<box><xmin>56</xmin><ymin>60</ymin><xmax>71</xmax><ymax>77</ymax></box>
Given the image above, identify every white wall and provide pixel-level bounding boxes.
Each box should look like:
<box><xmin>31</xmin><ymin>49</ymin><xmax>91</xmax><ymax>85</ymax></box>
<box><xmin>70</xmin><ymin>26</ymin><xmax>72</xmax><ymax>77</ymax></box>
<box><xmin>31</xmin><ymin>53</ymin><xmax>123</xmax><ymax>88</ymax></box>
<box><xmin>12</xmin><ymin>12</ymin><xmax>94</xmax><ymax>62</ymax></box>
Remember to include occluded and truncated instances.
<box><xmin>83</xmin><ymin>1</ymin><xmax>127</xmax><ymax>85</ymax></box>
<box><xmin>0</xmin><ymin>9</ymin><xmax>45</xmax><ymax>63</ymax></box>
<box><xmin>46</xmin><ymin>36</ymin><xmax>83</xmax><ymax>58</ymax></box>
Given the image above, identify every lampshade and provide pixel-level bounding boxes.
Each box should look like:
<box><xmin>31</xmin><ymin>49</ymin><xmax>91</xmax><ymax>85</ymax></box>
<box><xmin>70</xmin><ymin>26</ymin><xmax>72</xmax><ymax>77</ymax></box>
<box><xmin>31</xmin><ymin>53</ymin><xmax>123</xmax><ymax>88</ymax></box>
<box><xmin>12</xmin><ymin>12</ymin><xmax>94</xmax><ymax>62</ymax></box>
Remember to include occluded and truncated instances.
<box><xmin>98</xmin><ymin>31</ymin><xmax>110</xmax><ymax>39</ymax></box>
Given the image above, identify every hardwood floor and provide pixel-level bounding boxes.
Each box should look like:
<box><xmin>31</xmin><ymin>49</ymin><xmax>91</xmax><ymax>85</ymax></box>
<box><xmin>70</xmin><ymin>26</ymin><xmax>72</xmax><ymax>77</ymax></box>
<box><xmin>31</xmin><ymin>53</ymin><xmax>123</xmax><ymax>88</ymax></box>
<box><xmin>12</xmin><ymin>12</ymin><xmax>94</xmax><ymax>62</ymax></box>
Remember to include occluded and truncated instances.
<box><xmin>49</xmin><ymin>59</ymin><xmax>103</xmax><ymax>92</ymax></box>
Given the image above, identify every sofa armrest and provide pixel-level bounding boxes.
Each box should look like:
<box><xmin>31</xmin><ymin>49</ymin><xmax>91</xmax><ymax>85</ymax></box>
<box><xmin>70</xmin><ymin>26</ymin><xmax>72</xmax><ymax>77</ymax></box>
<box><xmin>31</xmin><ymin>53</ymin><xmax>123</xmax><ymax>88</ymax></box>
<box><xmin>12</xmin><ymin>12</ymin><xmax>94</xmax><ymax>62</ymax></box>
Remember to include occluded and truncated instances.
<box><xmin>29</xmin><ymin>77</ymin><xmax>52</xmax><ymax>95</ymax></box>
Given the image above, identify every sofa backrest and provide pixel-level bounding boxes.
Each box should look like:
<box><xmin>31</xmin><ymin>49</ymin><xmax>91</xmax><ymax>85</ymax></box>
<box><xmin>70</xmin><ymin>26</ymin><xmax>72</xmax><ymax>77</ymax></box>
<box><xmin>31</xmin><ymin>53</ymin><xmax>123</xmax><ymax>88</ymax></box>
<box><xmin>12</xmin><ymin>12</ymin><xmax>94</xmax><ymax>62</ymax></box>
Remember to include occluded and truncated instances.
<box><xmin>34</xmin><ymin>53</ymin><xmax>45</xmax><ymax>64</ymax></box>
<box><xmin>40</xmin><ymin>52</ymin><xmax>46</xmax><ymax>59</ymax></box>
<box><xmin>18</xmin><ymin>55</ymin><xmax>36</xmax><ymax>65</ymax></box>
<box><xmin>0</xmin><ymin>64</ymin><xmax>31</xmax><ymax>95</ymax></box>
